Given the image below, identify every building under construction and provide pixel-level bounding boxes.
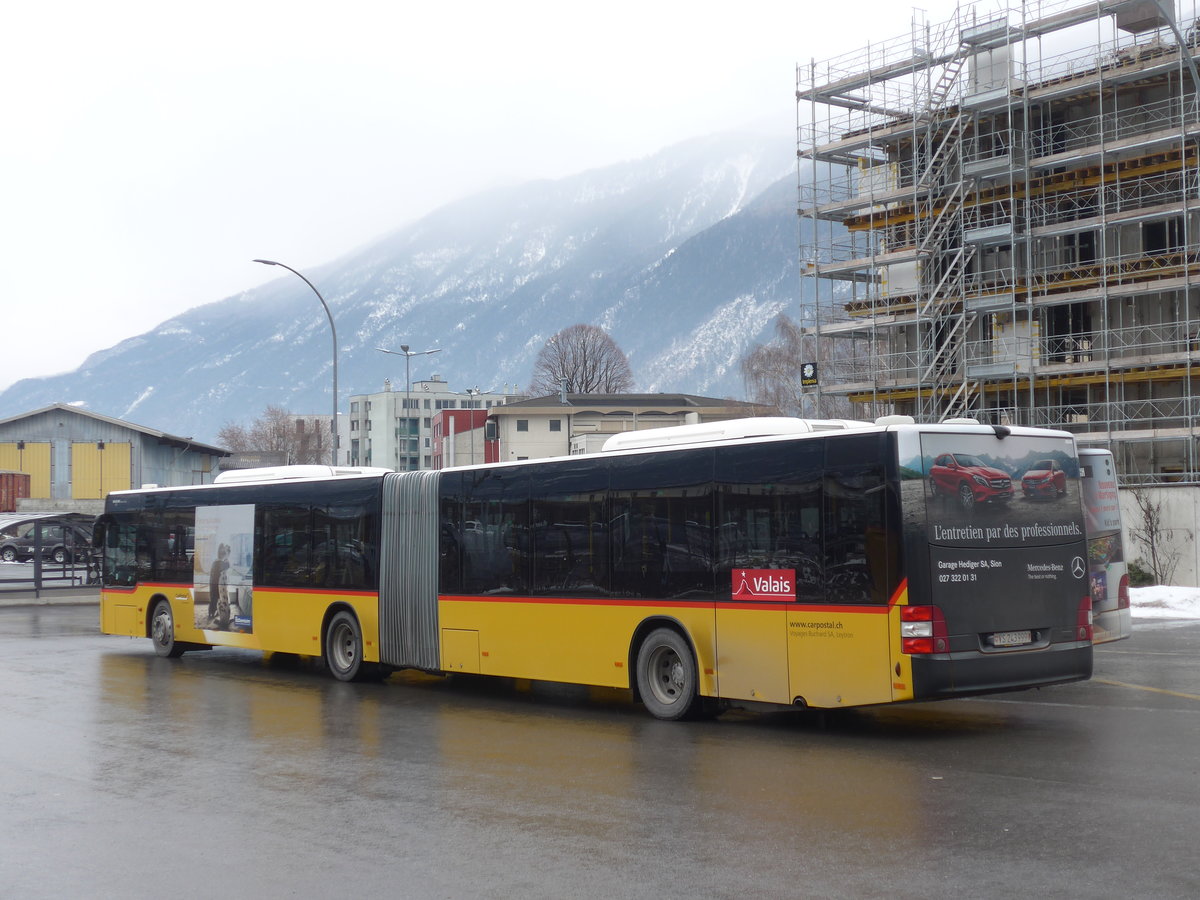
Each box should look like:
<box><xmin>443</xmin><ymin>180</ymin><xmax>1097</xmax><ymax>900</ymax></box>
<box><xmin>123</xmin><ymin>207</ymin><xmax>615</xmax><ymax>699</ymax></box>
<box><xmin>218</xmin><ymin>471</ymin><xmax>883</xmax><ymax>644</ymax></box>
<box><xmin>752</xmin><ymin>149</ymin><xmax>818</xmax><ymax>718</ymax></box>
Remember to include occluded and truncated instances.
<box><xmin>798</xmin><ymin>0</ymin><xmax>1200</xmax><ymax>483</ymax></box>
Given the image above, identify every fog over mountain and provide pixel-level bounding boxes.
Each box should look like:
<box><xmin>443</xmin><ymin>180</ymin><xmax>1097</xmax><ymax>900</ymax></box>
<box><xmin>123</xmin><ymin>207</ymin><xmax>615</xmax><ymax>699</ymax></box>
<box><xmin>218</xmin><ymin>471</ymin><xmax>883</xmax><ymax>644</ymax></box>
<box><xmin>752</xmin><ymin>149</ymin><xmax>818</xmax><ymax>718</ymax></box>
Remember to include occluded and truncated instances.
<box><xmin>0</xmin><ymin>132</ymin><xmax>808</xmax><ymax>443</ymax></box>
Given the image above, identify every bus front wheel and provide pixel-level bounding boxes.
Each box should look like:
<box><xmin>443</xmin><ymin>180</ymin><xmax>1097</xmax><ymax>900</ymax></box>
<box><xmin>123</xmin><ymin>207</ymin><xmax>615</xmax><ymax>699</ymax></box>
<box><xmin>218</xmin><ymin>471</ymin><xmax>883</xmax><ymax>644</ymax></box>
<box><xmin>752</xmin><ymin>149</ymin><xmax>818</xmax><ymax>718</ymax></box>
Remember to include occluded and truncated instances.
<box><xmin>150</xmin><ymin>599</ymin><xmax>186</xmax><ymax>659</ymax></box>
<box><xmin>325</xmin><ymin>610</ymin><xmax>367</xmax><ymax>682</ymax></box>
<box><xmin>636</xmin><ymin>628</ymin><xmax>700</xmax><ymax>721</ymax></box>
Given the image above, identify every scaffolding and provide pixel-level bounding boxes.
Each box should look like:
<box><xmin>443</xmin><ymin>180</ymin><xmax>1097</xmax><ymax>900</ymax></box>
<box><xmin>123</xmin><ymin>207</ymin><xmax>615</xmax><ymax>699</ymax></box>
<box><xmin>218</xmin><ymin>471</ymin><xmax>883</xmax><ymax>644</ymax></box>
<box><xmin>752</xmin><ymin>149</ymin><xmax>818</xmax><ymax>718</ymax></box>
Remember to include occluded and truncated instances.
<box><xmin>798</xmin><ymin>0</ymin><xmax>1200</xmax><ymax>484</ymax></box>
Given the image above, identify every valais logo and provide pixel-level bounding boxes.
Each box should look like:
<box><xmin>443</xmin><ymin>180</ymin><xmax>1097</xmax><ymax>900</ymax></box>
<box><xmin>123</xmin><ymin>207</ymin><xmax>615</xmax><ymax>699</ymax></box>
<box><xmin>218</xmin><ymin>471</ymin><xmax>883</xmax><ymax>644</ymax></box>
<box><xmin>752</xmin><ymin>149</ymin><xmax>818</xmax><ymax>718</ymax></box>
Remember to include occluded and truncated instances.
<box><xmin>732</xmin><ymin>569</ymin><xmax>796</xmax><ymax>602</ymax></box>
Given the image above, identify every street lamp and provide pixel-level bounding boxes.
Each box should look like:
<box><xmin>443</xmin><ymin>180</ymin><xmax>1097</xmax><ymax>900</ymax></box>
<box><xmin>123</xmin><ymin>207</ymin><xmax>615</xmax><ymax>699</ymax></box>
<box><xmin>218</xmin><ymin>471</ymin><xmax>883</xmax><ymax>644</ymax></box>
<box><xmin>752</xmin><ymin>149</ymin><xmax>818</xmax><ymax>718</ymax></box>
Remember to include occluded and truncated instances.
<box><xmin>377</xmin><ymin>344</ymin><xmax>441</xmax><ymax>470</ymax></box>
<box><xmin>253</xmin><ymin>259</ymin><xmax>338</xmax><ymax>466</ymax></box>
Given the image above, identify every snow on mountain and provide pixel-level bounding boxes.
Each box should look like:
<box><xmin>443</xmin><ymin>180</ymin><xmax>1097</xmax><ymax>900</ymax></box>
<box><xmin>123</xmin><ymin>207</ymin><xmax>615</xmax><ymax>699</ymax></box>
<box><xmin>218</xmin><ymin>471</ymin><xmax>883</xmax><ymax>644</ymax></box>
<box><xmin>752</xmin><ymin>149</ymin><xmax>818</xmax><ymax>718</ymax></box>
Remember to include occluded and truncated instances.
<box><xmin>0</xmin><ymin>132</ymin><xmax>807</xmax><ymax>442</ymax></box>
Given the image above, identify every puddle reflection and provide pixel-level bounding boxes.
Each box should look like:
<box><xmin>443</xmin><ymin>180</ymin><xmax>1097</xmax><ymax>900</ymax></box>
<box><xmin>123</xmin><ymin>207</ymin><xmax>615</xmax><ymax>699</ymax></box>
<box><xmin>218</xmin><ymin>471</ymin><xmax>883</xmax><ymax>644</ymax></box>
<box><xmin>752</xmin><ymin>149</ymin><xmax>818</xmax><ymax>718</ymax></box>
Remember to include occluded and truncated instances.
<box><xmin>95</xmin><ymin>646</ymin><xmax>1072</xmax><ymax>855</ymax></box>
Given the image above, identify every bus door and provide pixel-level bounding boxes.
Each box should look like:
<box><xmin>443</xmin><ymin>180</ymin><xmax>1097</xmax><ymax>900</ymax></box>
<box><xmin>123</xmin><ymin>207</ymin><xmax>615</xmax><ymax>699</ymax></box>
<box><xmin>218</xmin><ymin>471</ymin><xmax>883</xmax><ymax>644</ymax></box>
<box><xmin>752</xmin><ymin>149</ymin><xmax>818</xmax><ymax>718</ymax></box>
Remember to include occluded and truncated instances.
<box><xmin>609</xmin><ymin>449</ymin><xmax>718</xmax><ymax>694</ymax></box>
<box><xmin>97</xmin><ymin>514</ymin><xmax>144</xmax><ymax>637</ymax></box>
<box><xmin>786</xmin><ymin>434</ymin><xmax>897</xmax><ymax>709</ymax></box>
<box><xmin>716</xmin><ymin>440</ymin><xmax>822</xmax><ymax>705</ymax></box>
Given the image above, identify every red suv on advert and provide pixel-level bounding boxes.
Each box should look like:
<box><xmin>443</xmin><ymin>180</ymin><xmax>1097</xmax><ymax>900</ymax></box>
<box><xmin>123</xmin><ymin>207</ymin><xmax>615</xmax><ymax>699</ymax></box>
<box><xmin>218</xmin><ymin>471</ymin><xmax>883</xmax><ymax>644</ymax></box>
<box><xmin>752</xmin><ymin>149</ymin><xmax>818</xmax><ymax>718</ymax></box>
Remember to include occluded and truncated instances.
<box><xmin>929</xmin><ymin>452</ymin><xmax>1014</xmax><ymax>510</ymax></box>
<box><xmin>1021</xmin><ymin>459</ymin><xmax>1067</xmax><ymax>499</ymax></box>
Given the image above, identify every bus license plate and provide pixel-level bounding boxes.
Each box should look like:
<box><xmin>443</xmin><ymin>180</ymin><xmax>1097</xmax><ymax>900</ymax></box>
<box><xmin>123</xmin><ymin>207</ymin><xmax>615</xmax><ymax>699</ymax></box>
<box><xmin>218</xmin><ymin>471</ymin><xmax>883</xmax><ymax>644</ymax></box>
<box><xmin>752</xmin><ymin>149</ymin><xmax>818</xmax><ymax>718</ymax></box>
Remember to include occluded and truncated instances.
<box><xmin>992</xmin><ymin>630</ymin><xmax>1032</xmax><ymax>647</ymax></box>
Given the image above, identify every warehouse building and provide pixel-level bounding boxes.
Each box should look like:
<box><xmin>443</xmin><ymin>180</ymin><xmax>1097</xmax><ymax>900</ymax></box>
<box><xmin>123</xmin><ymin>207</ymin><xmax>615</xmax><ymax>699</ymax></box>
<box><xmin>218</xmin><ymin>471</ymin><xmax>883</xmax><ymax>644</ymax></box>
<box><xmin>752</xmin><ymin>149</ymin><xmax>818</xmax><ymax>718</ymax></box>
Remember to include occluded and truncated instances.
<box><xmin>0</xmin><ymin>403</ymin><xmax>228</xmax><ymax>513</ymax></box>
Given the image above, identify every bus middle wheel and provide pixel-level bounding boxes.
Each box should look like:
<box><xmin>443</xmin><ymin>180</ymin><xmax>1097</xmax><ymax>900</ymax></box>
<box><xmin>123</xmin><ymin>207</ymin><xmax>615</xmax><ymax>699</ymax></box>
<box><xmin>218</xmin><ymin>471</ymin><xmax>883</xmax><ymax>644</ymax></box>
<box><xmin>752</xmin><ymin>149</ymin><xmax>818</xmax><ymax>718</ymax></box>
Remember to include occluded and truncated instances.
<box><xmin>325</xmin><ymin>610</ymin><xmax>367</xmax><ymax>682</ymax></box>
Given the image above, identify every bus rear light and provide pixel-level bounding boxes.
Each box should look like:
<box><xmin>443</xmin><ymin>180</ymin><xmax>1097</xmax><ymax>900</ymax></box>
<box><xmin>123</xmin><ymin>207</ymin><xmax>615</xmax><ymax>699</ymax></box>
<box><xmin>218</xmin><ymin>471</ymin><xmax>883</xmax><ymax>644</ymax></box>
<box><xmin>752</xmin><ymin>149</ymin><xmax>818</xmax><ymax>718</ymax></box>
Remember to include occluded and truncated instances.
<box><xmin>1117</xmin><ymin>574</ymin><xmax>1130</xmax><ymax>610</ymax></box>
<box><xmin>901</xmin><ymin>605</ymin><xmax>947</xmax><ymax>654</ymax></box>
<box><xmin>1077</xmin><ymin>596</ymin><xmax>1094</xmax><ymax>642</ymax></box>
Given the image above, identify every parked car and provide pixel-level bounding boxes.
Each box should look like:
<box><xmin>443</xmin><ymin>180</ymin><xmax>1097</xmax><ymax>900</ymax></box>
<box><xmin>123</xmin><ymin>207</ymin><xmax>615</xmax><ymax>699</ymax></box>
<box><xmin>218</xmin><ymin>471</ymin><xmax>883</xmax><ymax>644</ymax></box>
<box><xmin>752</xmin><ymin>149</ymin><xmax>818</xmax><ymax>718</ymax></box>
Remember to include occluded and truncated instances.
<box><xmin>0</xmin><ymin>514</ymin><xmax>95</xmax><ymax>564</ymax></box>
<box><xmin>929</xmin><ymin>452</ymin><xmax>1014</xmax><ymax>510</ymax></box>
<box><xmin>1021</xmin><ymin>459</ymin><xmax>1068</xmax><ymax>499</ymax></box>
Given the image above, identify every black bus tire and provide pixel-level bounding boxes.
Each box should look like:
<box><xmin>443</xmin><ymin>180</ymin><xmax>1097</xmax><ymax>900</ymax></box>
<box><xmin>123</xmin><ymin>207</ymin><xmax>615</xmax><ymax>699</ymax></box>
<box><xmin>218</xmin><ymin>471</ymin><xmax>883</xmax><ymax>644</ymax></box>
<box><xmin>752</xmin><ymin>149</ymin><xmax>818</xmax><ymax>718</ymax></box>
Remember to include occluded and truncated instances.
<box><xmin>325</xmin><ymin>610</ymin><xmax>366</xmax><ymax>682</ymax></box>
<box><xmin>636</xmin><ymin>627</ymin><xmax>701</xmax><ymax>721</ymax></box>
<box><xmin>150</xmin><ymin>598</ymin><xmax>186</xmax><ymax>659</ymax></box>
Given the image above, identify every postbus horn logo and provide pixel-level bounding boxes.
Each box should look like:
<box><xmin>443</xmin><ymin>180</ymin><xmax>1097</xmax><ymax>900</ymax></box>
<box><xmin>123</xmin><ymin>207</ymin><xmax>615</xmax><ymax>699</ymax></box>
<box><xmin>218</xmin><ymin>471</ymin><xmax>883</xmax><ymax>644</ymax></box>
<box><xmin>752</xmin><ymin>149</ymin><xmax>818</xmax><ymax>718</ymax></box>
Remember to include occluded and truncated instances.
<box><xmin>733</xmin><ymin>569</ymin><xmax>796</xmax><ymax>602</ymax></box>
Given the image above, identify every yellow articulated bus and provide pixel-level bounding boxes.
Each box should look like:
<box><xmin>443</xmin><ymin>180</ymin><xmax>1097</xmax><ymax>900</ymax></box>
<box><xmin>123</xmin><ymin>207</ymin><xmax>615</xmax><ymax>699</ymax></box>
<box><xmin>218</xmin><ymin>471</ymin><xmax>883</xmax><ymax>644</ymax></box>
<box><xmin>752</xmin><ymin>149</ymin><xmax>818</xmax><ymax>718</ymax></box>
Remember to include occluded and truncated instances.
<box><xmin>98</xmin><ymin>416</ymin><xmax>1094</xmax><ymax>720</ymax></box>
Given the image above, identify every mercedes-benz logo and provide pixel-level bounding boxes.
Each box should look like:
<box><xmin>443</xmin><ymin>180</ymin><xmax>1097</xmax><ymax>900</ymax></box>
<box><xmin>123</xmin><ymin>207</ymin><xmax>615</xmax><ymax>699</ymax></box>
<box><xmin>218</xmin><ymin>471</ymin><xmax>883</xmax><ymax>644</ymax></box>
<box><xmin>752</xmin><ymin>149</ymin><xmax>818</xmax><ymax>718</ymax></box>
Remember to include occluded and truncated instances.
<box><xmin>1071</xmin><ymin>556</ymin><xmax>1086</xmax><ymax>579</ymax></box>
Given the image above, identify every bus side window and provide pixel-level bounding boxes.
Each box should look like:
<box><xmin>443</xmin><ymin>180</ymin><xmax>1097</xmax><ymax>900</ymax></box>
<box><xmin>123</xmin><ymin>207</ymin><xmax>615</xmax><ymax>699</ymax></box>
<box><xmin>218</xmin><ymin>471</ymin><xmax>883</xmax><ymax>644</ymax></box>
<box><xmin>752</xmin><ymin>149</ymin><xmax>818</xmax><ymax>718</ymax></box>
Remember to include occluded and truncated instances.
<box><xmin>313</xmin><ymin>503</ymin><xmax>372</xmax><ymax>589</ymax></box>
<box><xmin>261</xmin><ymin>505</ymin><xmax>314</xmax><ymax>587</ymax></box>
<box><xmin>134</xmin><ymin>519</ymin><xmax>155</xmax><ymax>584</ymax></box>
<box><xmin>823</xmin><ymin>434</ymin><xmax>898</xmax><ymax>605</ymax></box>
<box><xmin>461</xmin><ymin>469</ymin><xmax>529</xmax><ymax>595</ymax></box>
<box><xmin>609</xmin><ymin>449</ymin><xmax>714</xmax><ymax>601</ymax></box>
<box><xmin>155</xmin><ymin>510</ymin><xmax>195</xmax><ymax>584</ymax></box>
<box><xmin>438</xmin><ymin>472</ymin><xmax>464</xmax><ymax>594</ymax></box>
<box><xmin>530</xmin><ymin>458</ymin><xmax>611</xmax><ymax>598</ymax></box>
<box><xmin>716</xmin><ymin>440</ymin><xmax>823</xmax><ymax>602</ymax></box>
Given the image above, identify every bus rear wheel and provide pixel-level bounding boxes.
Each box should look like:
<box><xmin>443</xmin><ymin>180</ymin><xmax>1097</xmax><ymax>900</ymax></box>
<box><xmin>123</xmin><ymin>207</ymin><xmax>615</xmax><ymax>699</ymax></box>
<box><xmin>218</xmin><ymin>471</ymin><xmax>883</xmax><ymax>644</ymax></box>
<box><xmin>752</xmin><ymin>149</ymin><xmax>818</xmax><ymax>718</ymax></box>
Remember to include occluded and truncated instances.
<box><xmin>325</xmin><ymin>610</ymin><xmax>368</xmax><ymax>682</ymax></box>
<box><xmin>636</xmin><ymin>628</ymin><xmax>701</xmax><ymax>721</ymax></box>
<box><xmin>150</xmin><ymin>598</ymin><xmax>186</xmax><ymax>659</ymax></box>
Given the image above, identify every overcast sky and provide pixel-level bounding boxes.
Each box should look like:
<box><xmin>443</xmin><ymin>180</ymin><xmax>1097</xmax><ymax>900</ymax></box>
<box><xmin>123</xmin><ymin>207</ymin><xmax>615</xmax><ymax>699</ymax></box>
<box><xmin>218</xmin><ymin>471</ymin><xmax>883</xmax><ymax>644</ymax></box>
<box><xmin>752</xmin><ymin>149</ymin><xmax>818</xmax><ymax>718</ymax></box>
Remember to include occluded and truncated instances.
<box><xmin>2</xmin><ymin>0</ymin><xmax>964</xmax><ymax>394</ymax></box>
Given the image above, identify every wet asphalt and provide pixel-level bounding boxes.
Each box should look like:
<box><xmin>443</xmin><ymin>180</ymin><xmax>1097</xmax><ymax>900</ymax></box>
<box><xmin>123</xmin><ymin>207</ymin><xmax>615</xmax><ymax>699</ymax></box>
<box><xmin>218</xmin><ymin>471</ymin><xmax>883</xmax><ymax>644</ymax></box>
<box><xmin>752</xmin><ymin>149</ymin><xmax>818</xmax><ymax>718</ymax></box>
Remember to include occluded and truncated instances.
<box><xmin>1</xmin><ymin>603</ymin><xmax>1198</xmax><ymax>898</ymax></box>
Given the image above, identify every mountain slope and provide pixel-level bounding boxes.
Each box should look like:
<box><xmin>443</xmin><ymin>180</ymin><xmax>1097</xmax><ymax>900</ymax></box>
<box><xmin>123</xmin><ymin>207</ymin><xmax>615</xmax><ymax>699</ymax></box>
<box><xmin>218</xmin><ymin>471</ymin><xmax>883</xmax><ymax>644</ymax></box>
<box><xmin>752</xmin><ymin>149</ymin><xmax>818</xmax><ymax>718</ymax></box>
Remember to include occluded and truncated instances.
<box><xmin>0</xmin><ymin>132</ymin><xmax>807</xmax><ymax>442</ymax></box>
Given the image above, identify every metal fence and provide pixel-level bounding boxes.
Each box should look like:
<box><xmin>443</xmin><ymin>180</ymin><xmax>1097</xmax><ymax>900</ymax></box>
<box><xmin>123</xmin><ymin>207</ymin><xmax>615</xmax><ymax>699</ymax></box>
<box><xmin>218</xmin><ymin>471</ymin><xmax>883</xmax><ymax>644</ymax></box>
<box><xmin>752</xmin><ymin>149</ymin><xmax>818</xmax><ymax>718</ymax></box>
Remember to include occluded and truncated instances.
<box><xmin>0</xmin><ymin>527</ymin><xmax>97</xmax><ymax>596</ymax></box>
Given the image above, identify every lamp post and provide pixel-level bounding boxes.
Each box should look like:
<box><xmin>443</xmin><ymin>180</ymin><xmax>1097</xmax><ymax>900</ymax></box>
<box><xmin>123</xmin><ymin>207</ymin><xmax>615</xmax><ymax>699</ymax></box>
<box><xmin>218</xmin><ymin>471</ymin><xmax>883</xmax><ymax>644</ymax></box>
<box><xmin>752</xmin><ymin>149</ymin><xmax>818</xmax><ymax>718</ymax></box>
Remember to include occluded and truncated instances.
<box><xmin>376</xmin><ymin>344</ymin><xmax>441</xmax><ymax>470</ymax></box>
<box><xmin>253</xmin><ymin>259</ymin><xmax>338</xmax><ymax>466</ymax></box>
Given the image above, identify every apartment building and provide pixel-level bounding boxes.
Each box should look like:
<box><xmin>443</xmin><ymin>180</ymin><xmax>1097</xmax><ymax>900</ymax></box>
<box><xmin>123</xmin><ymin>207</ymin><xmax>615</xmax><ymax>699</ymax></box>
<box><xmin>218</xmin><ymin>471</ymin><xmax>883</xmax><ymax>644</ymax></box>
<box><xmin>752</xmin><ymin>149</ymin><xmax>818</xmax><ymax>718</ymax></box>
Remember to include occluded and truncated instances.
<box><xmin>799</xmin><ymin>0</ymin><xmax>1200</xmax><ymax>483</ymax></box>
<box><xmin>485</xmin><ymin>394</ymin><xmax>774</xmax><ymax>462</ymax></box>
<box><xmin>343</xmin><ymin>377</ymin><xmax>511</xmax><ymax>470</ymax></box>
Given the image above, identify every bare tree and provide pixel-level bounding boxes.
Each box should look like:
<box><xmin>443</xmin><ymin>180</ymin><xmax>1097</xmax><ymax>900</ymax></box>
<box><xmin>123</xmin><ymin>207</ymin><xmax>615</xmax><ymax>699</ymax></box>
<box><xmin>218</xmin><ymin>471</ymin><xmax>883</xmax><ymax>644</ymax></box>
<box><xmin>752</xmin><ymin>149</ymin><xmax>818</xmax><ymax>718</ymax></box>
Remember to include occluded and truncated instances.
<box><xmin>217</xmin><ymin>405</ymin><xmax>328</xmax><ymax>465</ymax></box>
<box><xmin>530</xmin><ymin>324</ymin><xmax>634</xmax><ymax>395</ymax></box>
<box><xmin>1127</xmin><ymin>487</ymin><xmax>1193</xmax><ymax>585</ymax></box>
<box><xmin>740</xmin><ymin>315</ymin><xmax>854</xmax><ymax>418</ymax></box>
